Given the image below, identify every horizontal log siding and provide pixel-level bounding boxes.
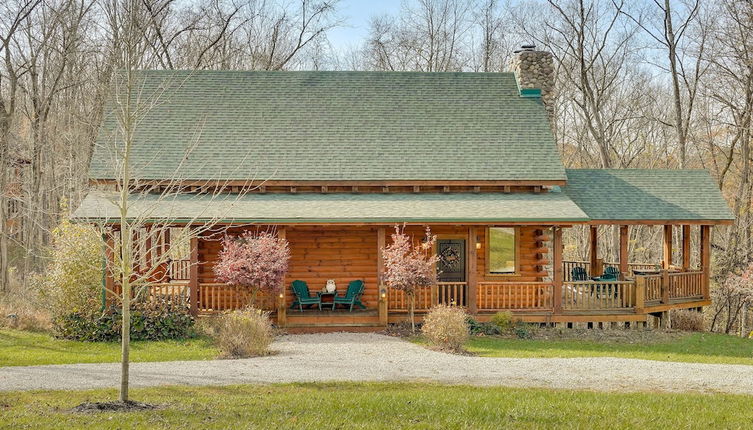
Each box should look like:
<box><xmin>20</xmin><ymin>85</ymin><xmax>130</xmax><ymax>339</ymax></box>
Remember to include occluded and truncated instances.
<box><xmin>285</xmin><ymin>226</ymin><xmax>379</xmax><ymax>309</ymax></box>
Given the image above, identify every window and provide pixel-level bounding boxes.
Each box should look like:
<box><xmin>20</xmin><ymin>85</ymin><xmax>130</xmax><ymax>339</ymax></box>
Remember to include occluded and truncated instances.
<box><xmin>487</xmin><ymin>227</ymin><xmax>516</xmax><ymax>274</ymax></box>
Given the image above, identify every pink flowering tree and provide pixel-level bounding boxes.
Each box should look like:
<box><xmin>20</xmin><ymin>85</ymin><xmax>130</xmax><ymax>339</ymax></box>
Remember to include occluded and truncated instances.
<box><xmin>215</xmin><ymin>231</ymin><xmax>290</xmax><ymax>306</ymax></box>
<box><xmin>382</xmin><ymin>224</ymin><xmax>439</xmax><ymax>332</ymax></box>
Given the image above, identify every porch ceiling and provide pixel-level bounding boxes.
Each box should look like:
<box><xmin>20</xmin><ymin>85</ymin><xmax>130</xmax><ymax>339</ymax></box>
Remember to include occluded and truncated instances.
<box><xmin>562</xmin><ymin>169</ymin><xmax>735</xmax><ymax>225</ymax></box>
<box><xmin>71</xmin><ymin>190</ymin><xmax>589</xmax><ymax>224</ymax></box>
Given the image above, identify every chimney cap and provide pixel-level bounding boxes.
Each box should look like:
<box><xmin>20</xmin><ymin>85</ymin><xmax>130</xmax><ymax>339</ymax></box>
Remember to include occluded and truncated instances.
<box><xmin>513</xmin><ymin>43</ymin><xmax>537</xmax><ymax>54</ymax></box>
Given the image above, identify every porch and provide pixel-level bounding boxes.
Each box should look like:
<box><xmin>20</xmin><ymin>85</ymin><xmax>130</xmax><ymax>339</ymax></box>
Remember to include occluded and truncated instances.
<box><xmin>105</xmin><ymin>222</ymin><xmax>712</xmax><ymax>329</ymax></box>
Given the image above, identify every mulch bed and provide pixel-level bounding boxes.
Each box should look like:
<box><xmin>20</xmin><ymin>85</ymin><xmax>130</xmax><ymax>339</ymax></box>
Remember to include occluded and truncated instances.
<box><xmin>70</xmin><ymin>400</ymin><xmax>158</xmax><ymax>413</ymax></box>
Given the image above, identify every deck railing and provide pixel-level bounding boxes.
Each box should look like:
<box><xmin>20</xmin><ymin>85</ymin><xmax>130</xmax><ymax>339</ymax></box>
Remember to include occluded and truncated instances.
<box><xmin>169</xmin><ymin>259</ymin><xmax>191</xmax><ymax>280</ymax></box>
<box><xmin>477</xmin><ymin>281</ymin><xmax>554</xmax><ymax>311</ymax></box>
<box><xmin>668</xmin><ymin>271</ymin><xmax>704</xmax><ymax>299</ymax></box>
<box><xmin>387</xmin><ymin>282</ymin><xmax>468</xmax><ymax>311</ymax></box>
<box><xmin>562</xmin><ymin>281</ymin><xmax>636</xmax><ymax>311</ymax></box>
<box><xmin>107</xmin><ymin>283</ymin><xmax>189</xmax><ymax>306</ymax></box>
<box><xmin>197</xmin><ymin>283</ymin><xmax>276</xmax><ymax>313</ymax></box>
<box><xmin>563</xmin><ymin>260</ymin><xmax>660</xmax><ymax>281</ymax></box>
<box><xmin>643</xmin><ymin>274</ymin><xmax>663</xmax><ymax>302</ymax></box>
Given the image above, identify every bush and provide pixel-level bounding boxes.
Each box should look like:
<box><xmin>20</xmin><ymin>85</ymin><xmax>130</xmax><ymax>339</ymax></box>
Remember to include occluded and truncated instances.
<box><xmin>38</xmin><ymin>217</ymin><xmax>103</xmax><ymax>324</ymax></box>
<box><xmin>671</xmin><ymin>309</ymin><xmax>705</xmax><ymax>332</ymax></box>
<box><xmin>215</xmin><ymin>307</ymin><xmax>274</xmax><ymax>358</ymax></box>
<box><xmin>466</xmin><ymin>317</ymin><xmax>500</xmax><ymax>335</ymax></box>
<box><xmin>491</xmin><ymin>311</ymin><xmax>514</xmax><ymax>332</ymax></box>
<box><xmin>54</xmin><ymin>298</ymin><xmax>195</xmax><ymax>342</ymax></box>
<box><xmin>422</xmin><ymin>305</ymin><xmax>469</xmax><ymax>352</ymax></box>
<box><xmin>514</xmin><ymin>322</ymin><xmax>533</xmax><ymax>339</ymax></box>
<box><xmin>0</xmin><ymin>275</ymin><xmax>51</xmax><ymax>332</ymax></box>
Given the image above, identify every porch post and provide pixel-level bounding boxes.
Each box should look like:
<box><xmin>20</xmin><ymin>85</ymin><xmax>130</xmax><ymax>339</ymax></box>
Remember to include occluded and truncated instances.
<box><xmin>189</xmin><ymin>234</ymin><xmax>199</xmax><ymax>317</ymax></box>
<box><xmin>377</xmin><ymin>227</ymin><xmax>387</xmax><ymax>326</ymax></box>
<box><xmin>682</xmin><ymin>225</ymin><xmax>691</xmax><ymax>271</ymax></box>
<box><xmin>277</xmin><ymin>227</ymin><xmax>287</xmax><ymax>327</ymax></box>
<box><xmin>662</xmin><ymin>225</ymin><xmax>673</xmax><ymax>269</ymax></box>
<box><xmin>467</xmin><ymin>227</ymin><xmax>478</xmax><ymax>314</ymax></box>
<box><xmin>552</xmin><ymin>226</ymin><xmax>563</xmax><ymax>313</ymax></box>
<box><xmin>700</xmin><ymin>225</ymin><xmax>711</xmax><ymax>299</ymax></box>
<box><xmin>589</xmin><ymin>225</ymin><xmax>598</xmax><ymax>276</ymax></box>
<box><xmin>619</xmin><ymin>225</ymin><xmax>629</xmax><ymax>280</ymax></box>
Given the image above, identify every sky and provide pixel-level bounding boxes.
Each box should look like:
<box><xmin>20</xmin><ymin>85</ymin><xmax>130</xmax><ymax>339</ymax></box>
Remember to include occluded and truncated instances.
<box><xmin>327</xmin><ymin>0</ymin><xmax>403</xmax><ymax>51</ymax></box>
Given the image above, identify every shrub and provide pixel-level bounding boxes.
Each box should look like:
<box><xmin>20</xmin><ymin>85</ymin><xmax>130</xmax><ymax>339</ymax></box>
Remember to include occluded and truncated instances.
<box><xmin>466</xmin><ymin>317</ymin><xmax>500</xmax><ymax>335</ymax></box>
<box><xmin>215</xmin><ymin>307</ymin><xmax>274</xmax><ymax>358</ymax></box>
<box><xmin>54</xmin><ymin>298</ymin><xmax>195</xmax><ymax>342</ymax></box>
<box><xmin>491</xmin><ymin>311</ymin><xmax>514</xmax><ymax>332</ymax></box>
<box><xmin>671</xmin><ymin>309</ymin><xmax>705</xmax><ymax>332</ymax></box>
<box><xmin>37</xmin><ymin>216</ymin><xmax>103</xmax><ymax>324</ymax></box>
<box><xmin>514</xmin><ymin>322</ymin><xmax>533</xmax><ymax>339</ymax></box>
<box><xmin>422</xmin><ymin>304</ymin><xmax>469</xmax><ymax>352</ymax></box>
<box><xmin>0</xmin><ymin>276</ymin><xmax>51</xmax><ymax>332</ymax></box>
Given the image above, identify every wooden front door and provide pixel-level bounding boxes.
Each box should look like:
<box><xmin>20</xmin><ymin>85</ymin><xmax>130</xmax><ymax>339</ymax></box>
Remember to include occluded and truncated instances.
<box><xmin>437</xmin><ymin>239</ymin><xmax>466</xmax><ymax>282</ymax></box>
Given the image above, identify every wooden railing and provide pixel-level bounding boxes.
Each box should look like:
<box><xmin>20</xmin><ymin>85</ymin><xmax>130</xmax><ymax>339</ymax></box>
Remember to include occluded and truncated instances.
<box><xmin>668</xmin><ymin>271</ymin><xmax>704</xmax><ymax>299</ymax></box>
<box><xmin>563</xmin><ymin>261</ymin><xmax>591</xmax><ymax>281</ymax></box>
<box><xmin>563</xmin><ymin>260</ymin><xmax>661</xmax><ymax>281</ymax></box>
<box><xmin>169</xmin><ymin>259</ymin><xmax>191</xmax><ymax>280</ymax></box>
<box><xmin>562</xmin><ymin>281</ymin><xmax>636</xmax><ymax>311</ymax></box>
<box><xmin>107</xmin><ymin>283</ymin><xmax>189</xmax><ymax>306</ymax></box>
<box><xmin>643</xmin><ymin>274</ymin><xmax>663</xmax><ymax>302</ymax></box>
<box><xmin>197</xmin><ymin>283</ymin><xmax>276</xmax><ymax>313</ymax></box>
<box><xmin>387</xmin><ymin>282</ymin><xmax>468</xmax><ymax>311</ymax></box>
<box><xmin>387</xmin><ymin>285</ymin><xmax>434</xmax><ymax>311</ymax></box>
<box><xmin>477</xmin><ymin>282</ymin><xmax>553</xmax><ymax>311</ymax></box>
<box><xmin>436</xmin><ymin>282</ymin><xmax>468</xmax><ymax>306</ymax></box>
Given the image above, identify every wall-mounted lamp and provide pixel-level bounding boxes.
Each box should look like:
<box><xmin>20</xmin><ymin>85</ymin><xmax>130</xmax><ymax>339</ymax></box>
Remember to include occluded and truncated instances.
<box><xmin>476</xmin><ymin>242</ymin><xmax>482</xmax><ymax>250</ymax></box>
<box><xmin>279</xmin><ymin>293</ymin><xmax>284</xmax><ymax>299</ymax></box>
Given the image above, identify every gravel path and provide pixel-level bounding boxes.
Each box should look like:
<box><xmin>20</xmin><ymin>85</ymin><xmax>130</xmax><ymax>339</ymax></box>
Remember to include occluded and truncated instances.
<box><xmin>2</xmin><ymin>333</ymin><xmax>753</xmax><ymax>394</ymax></box>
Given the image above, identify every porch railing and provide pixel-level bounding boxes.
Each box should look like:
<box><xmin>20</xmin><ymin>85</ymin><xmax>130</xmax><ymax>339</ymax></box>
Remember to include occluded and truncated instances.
<box><xmin>643</xmin><ymin>274</ymin><xmax>663</xmax><ymax>302</ymax></box>
<box><xmin>169</xmin><ymin>259</ymin><xmax>191</xmax><ymax>280</ymax></box>
<box><xmin>107</xmin><ymin>282</ymin><xmax>189</xmax><ymax>306</ymax></box>
<box><xmin>197</xmin><ymin>283</ymin><xmax>276</xmax><ymax>313</ymax></box>
<box><xmin>668</xmin><ymin>271</ymin><xmax>704</xmax><ymax>300</ymax></box>
<box><xmin>477</xmin><ymin>281</ymin><xmax>553</xmax><ymax>311</ymax></box>
<box><xmin>387</xmin><ymin>282</ymin><xmax>468</xmax><ymax>311</ymax></box>
<box><xmin>563</xmin><ymin>260</ymin><xmax>660</xmax><ymax>280</ymax></box>
<box><xmin>562</xmin><ymin>281</ymin><xmax>636</xmax><ymax>311</ymax></box>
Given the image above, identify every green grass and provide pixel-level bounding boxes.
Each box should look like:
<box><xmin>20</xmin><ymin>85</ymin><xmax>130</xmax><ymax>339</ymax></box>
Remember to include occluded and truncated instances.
<box><xmin>467</xmin><ymin>332</ymin><xmax>753</xmax><ymax>365</ymax></box>
<box><xmin>1</xmin><ymin>382</ymin><xmax>751</xmax><ymax>429</ymax></box>
<box><xmin>0</xmin><ymin>329</ymin><xmax>219</xmax><ymax>367</ymax></box>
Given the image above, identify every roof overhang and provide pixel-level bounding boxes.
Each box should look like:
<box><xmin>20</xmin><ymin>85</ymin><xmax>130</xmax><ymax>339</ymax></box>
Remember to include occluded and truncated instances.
<box><xmin>71</xmin><ymin>191</ymin><xmax>590</xmax><ymax>225</ymax></box>
<box><xmin>562</xmin><ymin>169</ymin><xmax>735</xmax><ymax>226</ymax></box>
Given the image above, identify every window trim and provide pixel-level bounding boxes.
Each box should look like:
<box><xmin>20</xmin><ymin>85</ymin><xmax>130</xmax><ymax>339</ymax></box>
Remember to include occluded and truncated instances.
<box><xmin>485</xmin><ymin>226</ymin><xmax>520</xmax><ymax>277</ymax></box>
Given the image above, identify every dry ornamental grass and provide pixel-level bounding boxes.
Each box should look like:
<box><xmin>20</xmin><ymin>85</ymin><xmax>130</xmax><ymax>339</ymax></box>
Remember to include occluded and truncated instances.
<box><xmin>214</xmin><ymin>307</ymin><xmax>274</xmax><ymax>358</ymax></box>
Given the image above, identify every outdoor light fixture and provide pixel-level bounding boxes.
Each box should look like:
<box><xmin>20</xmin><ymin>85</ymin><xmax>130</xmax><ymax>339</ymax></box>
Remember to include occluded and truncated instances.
<box><xmin>476</xmin><ymin>242</ymin><xmax>481</xmax><ymax>250</ymax></box>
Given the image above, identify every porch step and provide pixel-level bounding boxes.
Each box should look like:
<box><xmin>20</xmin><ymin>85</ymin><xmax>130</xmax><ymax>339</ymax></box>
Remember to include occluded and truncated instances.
<box><xmin>285</xmin><ymin>309</ymin><xmax>380</xmax><ymax>326</ymax></box>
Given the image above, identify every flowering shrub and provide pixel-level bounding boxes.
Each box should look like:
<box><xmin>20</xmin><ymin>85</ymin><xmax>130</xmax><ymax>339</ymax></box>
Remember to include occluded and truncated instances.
<box><xmin>382</xmin><ymin>225</ymin><xmax>439</xmax><ymax>332</ymax></box>
<box><xmin>422</xmin><ymin>304</ymin><xmax>469</xmax><ymax>352</ymax></box>
<box><xmin>215</xmin><ymin>231</ymin><xmax>290</xmax><ymax>305</ymax></box>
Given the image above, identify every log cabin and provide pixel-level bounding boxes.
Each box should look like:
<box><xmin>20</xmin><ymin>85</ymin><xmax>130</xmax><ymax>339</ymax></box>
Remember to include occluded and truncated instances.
<box><xmin>72</xmin><ymin>46</ymin><xmax>734</xmax><ymax>331</ymax></box>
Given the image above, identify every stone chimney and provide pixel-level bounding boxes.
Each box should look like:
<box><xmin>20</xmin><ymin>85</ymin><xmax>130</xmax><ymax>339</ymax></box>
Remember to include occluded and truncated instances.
<box><xmin>509</xmin><ymin>44</ymin><xmax>555</xmax><ymax>124</ymax></box>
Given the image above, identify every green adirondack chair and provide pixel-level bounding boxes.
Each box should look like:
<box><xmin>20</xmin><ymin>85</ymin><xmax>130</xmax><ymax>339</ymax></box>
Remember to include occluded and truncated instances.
<box><xmin>290</xmin><ymin>280</ymin><xmax>321</xmax><ymax>311</ymax></box>
<box><xmin>600</xmin><ymin>266</ymin><xmax>620</xmax><ymax>281</ymax></box>
<box><xmin>571</xmin><ymin>266</ymin><xmax>589</xmax><ymax>281</ymax></box>
<box><xmin>333</xmin><ymin>280</ymin><xmax>366</xmax><ymax>311</ymax></box>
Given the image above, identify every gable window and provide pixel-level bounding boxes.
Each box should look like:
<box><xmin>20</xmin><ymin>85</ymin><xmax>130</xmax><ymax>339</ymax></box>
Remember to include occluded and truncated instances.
<box><xmin>487</xmin><ymin>227</ymin><xmax>517</xmax><ymax>275</ymax></box>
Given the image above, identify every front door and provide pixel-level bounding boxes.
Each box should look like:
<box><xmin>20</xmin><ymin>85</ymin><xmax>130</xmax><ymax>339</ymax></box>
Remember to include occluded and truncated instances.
<box><xmin>437</xmin><ymin>239</ymin><xmax>466</xmax><ymax>283</ymax></box>
<box><xmin>437</xmin><ymin>239</ymin><xmax>467</xmax><ymax>306</ymax></box>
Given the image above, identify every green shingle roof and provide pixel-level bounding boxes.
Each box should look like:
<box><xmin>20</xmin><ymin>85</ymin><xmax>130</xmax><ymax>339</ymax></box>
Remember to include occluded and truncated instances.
<box><xmin>71</xmin><ymin>191</ymin><xmax>589</xmax><ymax>224</ymax></box>
<box><xmin>562</xmin><ymin>169</ymin><xmax>734</xmax><ymax>222</ymax></box>
<box><xmin>88</xmin><ymin>70</ymin><xmax>565</xmax><ymax>182</ymax></box>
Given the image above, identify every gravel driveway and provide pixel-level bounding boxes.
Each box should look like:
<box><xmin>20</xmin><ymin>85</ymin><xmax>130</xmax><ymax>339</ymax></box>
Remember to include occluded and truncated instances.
<box><xmin>2</xmin><ymin>333</ymin><xmax>753</xmax><ymax>394</ymax></box>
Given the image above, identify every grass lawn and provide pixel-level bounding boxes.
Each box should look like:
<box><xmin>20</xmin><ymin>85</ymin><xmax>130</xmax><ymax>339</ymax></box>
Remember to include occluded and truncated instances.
<box><xmin>0</xmin><ymin>329</ymin><xmax>219</xmax><ymax>367</ymax></box>
<box><xmin>1</xmin><ymin>382</ymin><xmax>752</xmax><ymax>429</ymax></box>
<box><xmin>466</xmin><ymin>332</ymin><xmax>753</xmax><ymax>365</ymax></box>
